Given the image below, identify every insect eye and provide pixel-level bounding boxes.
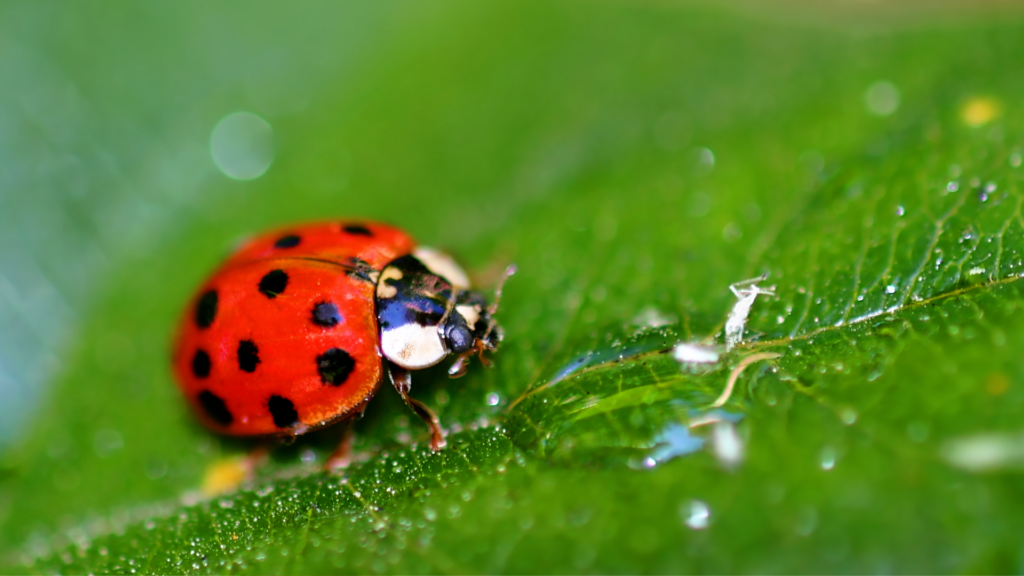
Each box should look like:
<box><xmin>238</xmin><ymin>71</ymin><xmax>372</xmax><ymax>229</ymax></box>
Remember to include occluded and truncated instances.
<box><xmin>445</xmin><ymin>322</ymin><xmax>474</xmax><ymax>354</ymax></box>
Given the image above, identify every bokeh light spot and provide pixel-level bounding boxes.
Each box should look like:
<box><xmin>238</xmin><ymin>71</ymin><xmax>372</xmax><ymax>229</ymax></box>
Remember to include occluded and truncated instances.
<box><xmin>210</xmin><ymin>111</ymin><xmax>274</xmax><ymax>180</ymax></box>
<box><xmin>961</xmin><ymin>97</ymin><xmax>1000</xmax><ymax>127</ymax></box>
<box><xmin>864</xmin><ymin>80</ymin><xmax>900</xmax><ymax>116</ymax></box>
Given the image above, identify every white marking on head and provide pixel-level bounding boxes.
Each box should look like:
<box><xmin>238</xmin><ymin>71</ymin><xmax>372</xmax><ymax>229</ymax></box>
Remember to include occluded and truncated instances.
<box><xmin>380</xmin><ymin>323</ymin><xmax>447</xmax><ymax>369</ymax></box>
<box><xmin>455</xmin><ymin>304</ymin><xmax>480</xmax><ymax>330</ymax></box>
<box><xmin>413</xmin><ymin>247</ymin><xmax>470</xmax><ymax>290</ymax></box>
<box><xmin>376</xmin><ymin>266</ymin><xmax>403</xmax><ymax>299</ymax></box>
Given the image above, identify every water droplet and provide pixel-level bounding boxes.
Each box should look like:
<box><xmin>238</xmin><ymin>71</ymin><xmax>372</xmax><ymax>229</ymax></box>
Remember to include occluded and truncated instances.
<box><xmin>722</xmin><ymin>222</ymin><xmax>742</xmax><ymax>243</ymax></box>
<box><xmin>895</xmin><ymin>205</ymin><xmax>905</xmax><ymax>216</ymax></box>
<box><xmin>795</xmin><ymin>507</ymin><xmax>818</xmax><ymax>536</ymax></box>
<box><xmin>885</xmin><ymin>285</ymin><xmax>897</xmax><ymax>294</ymax></box>
<box><xmin>486</xmin><ymin>393</ymin><xmax>501</xmax><ymax>407</ymax></box>
<box><xmin>1011</xmin><ymin>152</ymin><xmax>1022</xmax><ymax>168</ymax></box>
<box><xmin>820</xmin><ymin>446</ymin><xmax>837</xmax><ymax>470</ymax></box>
<box><xmin>682</xmin><ymin>500</ymin><xmax>711</xmax><ymax>530</ymax></box>
<box><xmin>210</xmin><ymin>111</ymin><xmax>274</xmax><ymax>181</ymax></box>
<box><xmin>742</xmin><ymin>202</ymin><xmax>762</xmax><ymax>222</ymax></box>
<box><xmin>631</xmin><ymin>306</ymin><xmax>677</xmax><ymax>329</ymax></box>
<box><xmin>93</xmin><ymin>429</ymin><xmax>124</xmax><ymax>458</ymax></box>
<box><xmin>688</xmin><ymin>192</ymin><xmax>711</xmax><ymax>218</ymax></box>
<box><xmin>839</xmin><ymin>407</ymin><xmax>858</xmax><ymax>425</ymax></box>
<box><xmin>642</xmin><ymin>424</ymin><xmax>704</xmax><ymax>467</ymax></box>
<box><xmin>692</xmin><ymin>147</ymin><xmax>715</xmax><ymax>174</ymax></box>
<box><xmin>864</xmin><ymin>81</ymin><xmax>900</xmax><ymax>116</ymax></box>
<box><xmin>947</xmin><ymin>181</ymin><xmax>960</xmax><ymax>193</ymax></box>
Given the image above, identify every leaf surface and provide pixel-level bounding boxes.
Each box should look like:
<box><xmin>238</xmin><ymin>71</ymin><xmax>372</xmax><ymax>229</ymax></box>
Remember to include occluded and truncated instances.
<box><xmin>3</xmin><ymin>2</ymin><xmax>1024</xmax><ymax>574</ymax></box>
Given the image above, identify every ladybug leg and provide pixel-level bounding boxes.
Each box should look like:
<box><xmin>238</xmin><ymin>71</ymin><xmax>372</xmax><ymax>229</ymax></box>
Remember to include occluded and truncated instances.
<box><xmin>447</xmin><ymin>354</ymin><xmax>471</xmax><ymax>378</ymax></box>
<box><xmin>388</xmin><ymin>363</ymin><xmax>447</xmax><ymax>450</ymax></box>
<box><xmin>448</xmin><ymin>338</ymin><xmax>498</xmax><ymax>378</ymax></box>
<box><xmin>475</xmin><ymin>341</ymin><xmax>494</xmax><ymax>368</ymax></box>
<box><xmin>324</xmin><ymin>421</ymin><xmax>355</xmax><ymax>471</ymax></box>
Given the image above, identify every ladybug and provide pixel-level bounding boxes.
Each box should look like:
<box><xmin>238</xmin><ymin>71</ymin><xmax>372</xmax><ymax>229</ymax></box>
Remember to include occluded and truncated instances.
<box><xmin>172</xmin><ymin>221</ymin><xmax>510</xmax><ymax>461</ymax></box>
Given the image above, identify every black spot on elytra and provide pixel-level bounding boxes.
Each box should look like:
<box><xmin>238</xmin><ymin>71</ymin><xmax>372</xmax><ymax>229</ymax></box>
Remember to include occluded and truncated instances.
<box><xmin>274</xmin><ymin>234</ymin><xmax>301</xmax><ymax>249</ymax></box>
<box><xmin>343</xmin><ymin>224</ymin><xmax>373</xmax><ymax>236</ymax></box>
<box><xmin>198</xmin><ymin>390</ymin><xmax>232</xmax><ymax>425</ymax></box>
<box><xmin>312</xmin><ymin>301</ymin><xmax>342</xmax><ymax>327</ymax></box>
<box><xmin>195</xmin><ymin>290</ymin><xmax>218</xmax><ymax>329</ymax></box>
<box><xmin>268</xmin><ymin>395</ymin><xmax>299</xmax><ymax>428</ymax></box>
<box><xmin>317</xmin><ymin>348</ymin><xmax>355</xmax><ymax>386</ymax></box>
<box><xmin>258</xmin><ymin>269</ymin><xmax>288</xmax><ymax>298</ymax></box>
<box><xmin>237</xmin><ymin>340</ymin><xmax>260</xmax><ymax>372</ymax></box>
<box><xmin>191</xmin><ymin>349</ymin><xmax>211</xmax><ymax>378</ymax></box>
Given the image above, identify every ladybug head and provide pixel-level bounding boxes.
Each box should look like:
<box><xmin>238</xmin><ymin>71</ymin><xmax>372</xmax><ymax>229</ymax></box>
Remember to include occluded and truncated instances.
<box><xmin>443</xmin><ymin>290</ymin><xmax>501</xmax><ymax>354</ymax></box>
<box><xmin>376</xmin><ymin>250</ymin><xmax>511</xmax><ymax>376</ymax></box>
<box><xmin>442</xmin><ymin>264</ymin><xmax>513</xmax><ymax>377</ymax></box>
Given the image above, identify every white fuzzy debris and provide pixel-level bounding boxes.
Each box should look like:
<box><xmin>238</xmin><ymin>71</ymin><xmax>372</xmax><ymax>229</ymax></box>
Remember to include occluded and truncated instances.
<box><xmin>725</xmin><ymin>275</ymin><xmax>776</xmax><ymax>350</ymax></box>
<box><xmin>673</xmin><ymin>343</ymin><xmax>721</xmax><ymax>365</ymax></box>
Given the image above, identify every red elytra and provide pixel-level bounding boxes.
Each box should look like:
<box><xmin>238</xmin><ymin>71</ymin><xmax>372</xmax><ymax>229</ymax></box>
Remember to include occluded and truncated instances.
<box><xmin>173</xmin><ymin>222</ymin><xmax>414</xmax><ymax>437</ymax></box>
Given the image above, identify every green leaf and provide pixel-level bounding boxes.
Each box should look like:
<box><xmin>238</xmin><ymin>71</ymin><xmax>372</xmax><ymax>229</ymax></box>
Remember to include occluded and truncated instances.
<box><xmin>4</xmin><ymin>2</ymin><xmax>1024</xmax><ymax>574</ymax></box>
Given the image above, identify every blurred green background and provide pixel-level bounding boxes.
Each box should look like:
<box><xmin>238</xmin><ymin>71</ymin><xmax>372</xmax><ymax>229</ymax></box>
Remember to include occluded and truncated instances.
<box><xmin>4</xmin><ymin>1</ymin><xmax>1024</xmax><ymax>573</ymax></box>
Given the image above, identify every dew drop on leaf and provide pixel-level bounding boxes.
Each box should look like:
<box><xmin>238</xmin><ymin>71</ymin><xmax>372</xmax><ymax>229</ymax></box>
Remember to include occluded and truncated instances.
<box><xmin>839</xmin><ymin>407</ymin><xmax>858</xmax><ymax>425</ymax></box>
<box><xmin>820</xmin><ymin>446</ymin><xmax>837</xmax><ymax>470</ymax></box>
<box><xmin>681</xmin><ymin>500</ymin><xmax>711</xmax><ymax>530</ymax></box>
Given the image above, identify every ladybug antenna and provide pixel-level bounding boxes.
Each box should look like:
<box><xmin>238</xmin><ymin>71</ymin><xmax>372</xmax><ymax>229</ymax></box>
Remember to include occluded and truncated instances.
<box><xmin>438</xmin><ymin>287</ymin><xmax>457</xmax><ymax>332</ymax></box>
<box><xmin>478</xmin><ymin>264</ymin><xmax>515</xmax><ymax>351</ymax></box>
<box><xmin>487</xmin><ymin>264</ymin><xmax>517</xmax><ymax>317</ymax></box>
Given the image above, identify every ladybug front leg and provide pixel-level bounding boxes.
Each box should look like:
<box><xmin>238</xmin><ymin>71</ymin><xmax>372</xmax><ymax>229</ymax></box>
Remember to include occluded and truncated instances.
<box><xmin>324</xmin><ymin>420</ymin><xmax>355</xmax><ymax>471</ymax></box>
<box><xmin>388</xmin><ymin>363</ymin><xmax>447</xmax><ymax>450</ymax></box>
